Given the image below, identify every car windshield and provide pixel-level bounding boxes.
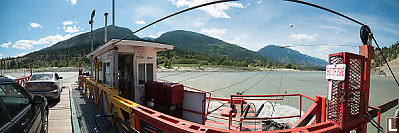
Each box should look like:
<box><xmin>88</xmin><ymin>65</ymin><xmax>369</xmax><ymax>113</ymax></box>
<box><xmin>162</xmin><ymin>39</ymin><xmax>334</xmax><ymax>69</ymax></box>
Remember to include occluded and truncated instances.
<box><xmin>30</xmin><ymin>74</ymin><xmax>53</xmax><ymax>81</ymax></box>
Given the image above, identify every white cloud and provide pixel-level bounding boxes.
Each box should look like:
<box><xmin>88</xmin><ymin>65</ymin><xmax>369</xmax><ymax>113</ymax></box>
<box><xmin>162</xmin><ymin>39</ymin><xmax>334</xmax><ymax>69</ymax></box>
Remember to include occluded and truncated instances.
<box><xmin>201</xmin><ymin>28</ymin><xmax>227</xmax><ymax>39</ymax></box>
<box><xmin>17</xmin><ymin>53</ymin><xmax>28</xmax><ymax>57</ymax></box>
<box><xmin>257</xmin><ymin>0</ymin><xmax>262</xmax><ymax>4</ymax></box>
<box><xmin>13</xmin><ymin>40</ymin><xmax>35</xmax><ymax>50</ymax></box>
<box><xmin>290</xmin><ymin>33</ymin><xmax>317</xmax><ymax>42</ymax></box>
<box><xmin>195</xmin><ymin>22</ymin><xmax>203</xmax><ymax>27</ymax></box>
<box><xmin>0</xmin><ymin>54</ymin><xmax>3</xmax><ymax>56</ymax></box>
<box><xmin>168</xmin><ymin>0</ymin><xmax>244</xmax><ymax>18</ymax></box>
<box><xmin>64</xmin><ymin>25</ymin><xmax>81</xmax><ymax>33</ymax></box>
<box><xmin>148</xmin><ymin>32</ymin><xmax>165</xmax><ymax>38</ymax></box>
<box><xmin>30</xmin><ymin>23</ymin><xmax>41</xmax><ymax>28</ymax></box>
<box><xmin>1</xmin><ymin>42</ymin><xmax>11</xmax><ymax>48</ymax></box>
<box><xmin>71</xmin><ymin>0</ymin><xmax>77</xmax><ymax>5</ymax></box>
<box><xmin>11</xmin><ymin>32</ymin><xmax>85</xmax><ymax>50</ymax></box>
<box><xmin>62</xmin><ymin>20</ymin><xmax>74</xmax><ymax>25</ymax></box>
<box><xmin>134</xmin><ymin>20</ymin><xmax>146</xmax><ymax>25</ymax></box>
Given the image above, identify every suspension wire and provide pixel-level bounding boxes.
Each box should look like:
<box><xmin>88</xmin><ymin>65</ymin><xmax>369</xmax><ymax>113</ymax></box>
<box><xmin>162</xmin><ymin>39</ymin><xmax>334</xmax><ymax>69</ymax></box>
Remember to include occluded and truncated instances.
<box><xmin>158</xmin><ymin>71</ymin><xmax>187</xmax><ymax>79</ymax></box>
<box><xmin>107</xmin><ymin>0</ymin><xmax>237</xmax><ymax>47</ymax></box>
<box><xmin>281</xmin><ymin>44</ymin><xmax>358</xmax><ymax>48</ymax></box>
<box><xmin>210</xmin><ymin>72</ymin><xmax>262</xmax><ymax>92</ymax></box>
<box><xmin>271</xmin><ymin>70</ymin><xmax>285</xmax><ymax>116</ymax></box>
<box><xmin>178</xmin><ymin>72</ymin><xmax>215</xmax><ymax>83</ymax></box>
<box><xmin>241</xmin><ymin>71</ymin><xmax>271</xmax><ymax>93</ymax></box>
<box><xmin>372</xmin><ymin>37</ymin><xmax>399</xmax><ymax>86</ymax></box>
<box><xmin>284</xmin><ymin>0</ymin><xmax>365</xmax><ymax>26</ymax></box>
<box><xmin>286</xmin><ymin>0</ymin><xmax>399</xmax><ymax>87</ymax></box>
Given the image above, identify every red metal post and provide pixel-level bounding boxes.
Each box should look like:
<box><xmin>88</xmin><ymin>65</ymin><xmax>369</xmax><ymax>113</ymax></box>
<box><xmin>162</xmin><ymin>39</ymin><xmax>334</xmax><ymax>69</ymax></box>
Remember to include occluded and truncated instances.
<box><xmin>30</xmin><ymin>64</ymin><xmax>32</xmax><ymax>77</ymax></box>
<box><xmin>79</xmin><ymin>63</ymin><xmax>82</xmax><ymax>76</ymax></box>
<box><xmin>357</xmin><ymin>45</ymin><xmax>374</xmax><ymax>133</ymax></box>
<box><xmin>300</xmin><ymin>95</ymin><xmax>302</xmax><ymax>117</ymax></box>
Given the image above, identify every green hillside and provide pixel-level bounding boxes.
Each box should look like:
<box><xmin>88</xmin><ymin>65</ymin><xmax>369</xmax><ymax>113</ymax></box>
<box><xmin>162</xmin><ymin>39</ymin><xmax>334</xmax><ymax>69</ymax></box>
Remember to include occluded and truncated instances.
<box><xmin>0</xmin><ymin>27</ymin><xmax>316</xmax><ymax>70</ymax></box>
<box><xmin>0</xmin><ymin>25</ymin><xmax>140</xmax><ymax>69</ymax></box>
<box><xmin>373</xmin><ymin>41</ymin><xmax>399</xmax><ymax>67</ymax></box>
<box><xmin>156</xmin><ymin>30</ymin><xmax>268</xmax><ymax>61</ymax></box>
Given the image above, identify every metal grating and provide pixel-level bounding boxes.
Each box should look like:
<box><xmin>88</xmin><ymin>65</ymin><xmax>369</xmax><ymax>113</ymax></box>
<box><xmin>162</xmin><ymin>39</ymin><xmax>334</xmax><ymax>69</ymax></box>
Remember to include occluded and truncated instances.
<box><xmin>328</xmin><ymin>80</ymin><xmax>343</xmax><ymax>124</ymax></box>
<box><xmin>347</xmin><ymin>59</ymin><xmax>363</xmax><ymax>121</ymax></box>
<box><xmin>327</xmin><ymin>55</ymin><xmax>344</xmax><ymax>124</ymax></box>
<box><xmin>327</xmin><ymin>53</ymin><xmax>365</xmax><ymax>128</ymax></box>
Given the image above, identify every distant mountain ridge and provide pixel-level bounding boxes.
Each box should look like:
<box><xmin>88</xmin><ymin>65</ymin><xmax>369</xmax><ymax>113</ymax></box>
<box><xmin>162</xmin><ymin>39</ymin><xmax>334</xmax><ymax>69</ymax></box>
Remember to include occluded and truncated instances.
<box><xmin>45</xmin><ymin>25</ymin><xmax>139</xmax><ymax>50</ymax></box>
<box><xmin>2</xmin><ymin>26</ymin><xmax>326</xmax><ymax>70</ymax></box>
<box><xmin>156</xmin><ymin>30</ymin><xmax>268</xmax><ymax>61</ymax></box>
<box><xmin>257</xmin><ymin>45</ymin><xmax>327</xmax><ymax>66</ymax></box>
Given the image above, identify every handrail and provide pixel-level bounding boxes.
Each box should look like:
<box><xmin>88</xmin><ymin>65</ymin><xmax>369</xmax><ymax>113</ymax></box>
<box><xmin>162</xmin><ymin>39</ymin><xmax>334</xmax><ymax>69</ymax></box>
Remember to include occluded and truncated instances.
<box><xmin>81</xmin><ymin>78</ymin><xmax>340</xmax><ymax>132</ymax></box>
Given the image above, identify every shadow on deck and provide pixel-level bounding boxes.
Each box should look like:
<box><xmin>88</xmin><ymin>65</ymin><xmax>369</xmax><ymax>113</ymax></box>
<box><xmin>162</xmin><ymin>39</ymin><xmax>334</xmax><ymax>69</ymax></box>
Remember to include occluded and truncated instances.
<box><xmin>72</xmin><ymin>87</ymin><xmax>116</xmax><ymax>133</ymax></box>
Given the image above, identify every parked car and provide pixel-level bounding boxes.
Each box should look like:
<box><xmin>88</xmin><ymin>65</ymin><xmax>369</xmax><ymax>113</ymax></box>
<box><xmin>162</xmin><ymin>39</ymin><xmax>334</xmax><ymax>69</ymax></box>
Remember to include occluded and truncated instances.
<box><xmin>25</xmin><ymin>73</ymin><xmax>63</xmax><ymax>101</ymax></box>
<box><xmin>0</xmin><ymin>76</ymin><xmax>48</xmax><ymax>133</ymax></box>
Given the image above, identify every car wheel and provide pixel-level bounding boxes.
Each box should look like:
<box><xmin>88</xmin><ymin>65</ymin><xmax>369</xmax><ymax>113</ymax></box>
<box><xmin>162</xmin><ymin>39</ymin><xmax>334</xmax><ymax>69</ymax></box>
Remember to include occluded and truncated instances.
<box><xmin>56</xmin><ymin>96</ymin><xmax>61</xmax><ymax>102</ymax></box>
<box><xmin>41</xmin><ymin>107</ymin><xmax>49</xmax><ymax>133</ymax></box>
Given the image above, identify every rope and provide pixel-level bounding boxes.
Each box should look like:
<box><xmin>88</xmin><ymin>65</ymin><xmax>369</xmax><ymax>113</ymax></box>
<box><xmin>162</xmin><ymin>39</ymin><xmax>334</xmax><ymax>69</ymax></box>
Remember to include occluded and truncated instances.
<box><xmin>240</xmin><ymin>72</ymin><xmax>271</xmax><ymax>93</ymax></box>
<box><xmin>178</xmin><ymin>72</ymin><xmax>215</xmax><ymax>83</ymax></box>
<box><xmin>210</xmin><ymin>72</ymin><xmax>261</xmax><ymax>92</ymax></box>
<box><xmin>372</xmin><ymin>37</ymin><xmax>399</xmax><ymax>87</ymax></box>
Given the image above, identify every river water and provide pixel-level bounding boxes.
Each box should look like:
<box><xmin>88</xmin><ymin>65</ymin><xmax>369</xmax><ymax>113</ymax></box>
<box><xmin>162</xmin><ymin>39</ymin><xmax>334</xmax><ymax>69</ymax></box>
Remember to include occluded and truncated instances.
<box><xmin>4</xmin><ymin>71</ymin><xmax>398</xmax><ymax>132</ymax></box>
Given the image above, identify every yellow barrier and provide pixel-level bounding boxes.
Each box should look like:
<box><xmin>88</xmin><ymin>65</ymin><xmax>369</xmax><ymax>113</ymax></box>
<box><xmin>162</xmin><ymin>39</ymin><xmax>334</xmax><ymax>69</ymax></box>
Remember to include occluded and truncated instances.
<box><xmin>83</xmin><ymin>78</ymin><xmax>138</xmax><ymax>130</ymax></box>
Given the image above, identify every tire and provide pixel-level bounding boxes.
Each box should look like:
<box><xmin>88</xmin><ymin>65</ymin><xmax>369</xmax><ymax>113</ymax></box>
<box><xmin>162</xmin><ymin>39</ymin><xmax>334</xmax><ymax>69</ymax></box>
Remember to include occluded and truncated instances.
<box><xmin>41</xmin><ymin>107</ymin><xmax>49</xmax><ymax>133</ymax></box>
<box><xmin>56</xmin><ymin>96</ymin><xmax>61</xmax><ymax>102</ymax></box>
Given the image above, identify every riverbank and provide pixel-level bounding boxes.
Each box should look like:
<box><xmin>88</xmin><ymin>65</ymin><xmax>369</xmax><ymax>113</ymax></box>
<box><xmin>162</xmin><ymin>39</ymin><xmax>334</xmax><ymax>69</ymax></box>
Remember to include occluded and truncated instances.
<box><xmin>1</xmin><ymin>65</ymin><xmax>307</xmax><ymax>74</ymax></box>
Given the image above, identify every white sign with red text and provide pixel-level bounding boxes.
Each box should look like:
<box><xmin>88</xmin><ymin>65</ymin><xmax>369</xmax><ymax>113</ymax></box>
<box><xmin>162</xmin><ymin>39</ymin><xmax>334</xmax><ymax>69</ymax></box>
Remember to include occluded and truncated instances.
<box><xmin>326</xmin><ymin>64</ymin><xmax>346</xmax><ymax>80</ymax></box>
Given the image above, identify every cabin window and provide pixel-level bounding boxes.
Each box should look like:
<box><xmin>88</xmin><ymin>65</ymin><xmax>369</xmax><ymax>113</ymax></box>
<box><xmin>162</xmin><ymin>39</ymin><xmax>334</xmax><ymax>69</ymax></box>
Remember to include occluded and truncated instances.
<box><xmin>138</xmin><ymin>63</ymin><xmax>154</xmax><ymax>85</ymax></box>
<box><xmin>146</xmin><ymin>64</ymin><xmax>153</xmax><ymax>82</ymax></box>
<box><xmin>99</xmin><ymin>62</ymin><xmax>103</xmax><ymax>82</ymax></box>
<box><xmin>138</xmin><ymin>64</ymin><xmax>145</xmax><ymax>84</ymax></box>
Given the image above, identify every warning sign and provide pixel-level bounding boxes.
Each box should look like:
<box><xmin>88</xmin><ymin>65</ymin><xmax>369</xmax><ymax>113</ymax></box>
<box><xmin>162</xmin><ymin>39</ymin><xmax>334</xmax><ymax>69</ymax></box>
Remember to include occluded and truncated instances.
<box><xmin>326</xmin><ymin>64</ymin><xmax>346</xmax><ymax>81</ymax></box>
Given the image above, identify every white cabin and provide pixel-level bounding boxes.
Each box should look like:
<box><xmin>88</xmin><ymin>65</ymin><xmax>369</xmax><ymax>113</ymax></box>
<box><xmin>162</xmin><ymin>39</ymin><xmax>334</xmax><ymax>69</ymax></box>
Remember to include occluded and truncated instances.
<box><xmin>86</xmin><ymin>39</ymin><xmax>174</xmax><ymax>104</ymax></box>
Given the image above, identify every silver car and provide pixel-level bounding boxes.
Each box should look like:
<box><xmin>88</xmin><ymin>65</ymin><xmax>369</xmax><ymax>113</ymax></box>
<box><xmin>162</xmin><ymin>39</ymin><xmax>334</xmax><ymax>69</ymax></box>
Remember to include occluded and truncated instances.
<box><xmin>25</xmin><ymin>73</ymin><xmax>63</xmax><ymax>101</ymax></box>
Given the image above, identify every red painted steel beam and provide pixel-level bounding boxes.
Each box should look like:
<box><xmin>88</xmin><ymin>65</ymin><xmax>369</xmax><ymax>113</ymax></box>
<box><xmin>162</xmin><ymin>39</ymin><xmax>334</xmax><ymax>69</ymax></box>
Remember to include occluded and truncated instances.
<box><xmin>358</xmin><ymin>45</ymin><xmax>374</xmax><ymax>133</ymax></box>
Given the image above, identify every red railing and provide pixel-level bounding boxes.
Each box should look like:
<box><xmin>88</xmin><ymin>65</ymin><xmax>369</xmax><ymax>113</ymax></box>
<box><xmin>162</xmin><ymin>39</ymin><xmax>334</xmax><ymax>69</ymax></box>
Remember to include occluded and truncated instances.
<box><xmin>15</xmin><ymin>65</ymin><xmax>33</xmax><ymax>87</ymax></box>
<box><xmin>229</xmin><ymin>94</ymin><xmax>316</xmax><ymax>131</ymax></box>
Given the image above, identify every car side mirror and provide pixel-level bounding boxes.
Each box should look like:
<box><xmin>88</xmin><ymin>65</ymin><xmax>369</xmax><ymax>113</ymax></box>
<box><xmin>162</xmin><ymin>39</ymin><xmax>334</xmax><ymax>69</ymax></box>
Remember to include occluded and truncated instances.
<box><xmin>33</xmin><ymin>95</ymin><xmax>45</xmax><ymax>104</ymax></box>
<box><xmin>59</xmin><ymin>77</ymin><xmax>63</xmax><ymax>79</ymax></box>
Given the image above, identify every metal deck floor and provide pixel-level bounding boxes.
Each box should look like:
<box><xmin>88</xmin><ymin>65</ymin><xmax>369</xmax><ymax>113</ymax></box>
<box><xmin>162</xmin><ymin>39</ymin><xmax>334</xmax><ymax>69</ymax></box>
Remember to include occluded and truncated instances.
<box><xmin>72</xmin><ymin>85</ymin><xmax>116</xmax><ymax>133</ymax></box>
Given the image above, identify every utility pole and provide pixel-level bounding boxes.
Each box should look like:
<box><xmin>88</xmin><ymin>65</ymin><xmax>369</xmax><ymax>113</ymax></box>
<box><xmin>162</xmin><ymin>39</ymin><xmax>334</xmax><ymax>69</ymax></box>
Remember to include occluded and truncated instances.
<box><xmin>104</xmin><ymin>13</ymin><xmax>109</xmax><ymax>42</ymax></box>
<box><xmin>89</xmin><ymin>10</ymin><xmax>95</xmax><ymax>76</ymax></box>
<box><xmin>89</xmin><ymin>10</ymin><xmax>95</xmax><ymax>52</ymax></box>
<box><xmin>112</xmin><ymin>0</ymin><xmax>115</xmax><ymax>26</ymax></box>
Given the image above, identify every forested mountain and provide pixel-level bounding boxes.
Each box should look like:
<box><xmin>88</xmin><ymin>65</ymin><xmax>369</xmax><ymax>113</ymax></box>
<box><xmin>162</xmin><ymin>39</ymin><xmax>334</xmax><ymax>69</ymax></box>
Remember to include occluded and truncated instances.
<box><xmin>0</xmin><ymin>26</ymin><xmax>329</xmax><ymax>70</ymax></box>
<box><xmin>373</xmin><ymin>41</ymin><xmax>399</xmax><ymax>67</ymax></box>
<box><xmin>257</xmin><ymin>45</ymin><xmax>328</xmax><ymax>66</ymax></box>
<box><xmin>156</xmin><ymin>30</ymin><xmax>268</xmax><ymax>61</ymax></box>
<box><xmin>0</xmin><ymin>26</ymin><xmax>139</xmax><ymax>68</ymax></box>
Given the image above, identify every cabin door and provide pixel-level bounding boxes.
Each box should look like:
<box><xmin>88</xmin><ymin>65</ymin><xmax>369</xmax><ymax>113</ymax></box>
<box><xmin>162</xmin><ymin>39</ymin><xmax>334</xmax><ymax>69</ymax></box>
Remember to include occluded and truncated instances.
<box><xmin>136</xmin><ymin>62</ymin><xmax>154</xmax><ymax>104</ymax></box>
<box><xmin>118</xmin><ymin>54</ymin><xmax>135</xmax><ymax>101</ymax></box>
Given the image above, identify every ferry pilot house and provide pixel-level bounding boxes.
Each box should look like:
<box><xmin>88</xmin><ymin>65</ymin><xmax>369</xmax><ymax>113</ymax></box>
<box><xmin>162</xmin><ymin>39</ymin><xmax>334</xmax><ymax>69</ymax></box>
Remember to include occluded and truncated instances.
<box><xmin>86</xmin><ymin>39</ymin><xmax>174</xmax><ymax>104</ymax></box>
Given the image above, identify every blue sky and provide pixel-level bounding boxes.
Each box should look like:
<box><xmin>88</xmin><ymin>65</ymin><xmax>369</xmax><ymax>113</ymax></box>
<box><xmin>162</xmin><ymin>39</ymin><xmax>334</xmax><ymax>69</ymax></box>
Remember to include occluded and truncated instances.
<box><xmin>0</xmin><ymin>0</ymin><xmax>398</xmax><ymax>60</ymax></box>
